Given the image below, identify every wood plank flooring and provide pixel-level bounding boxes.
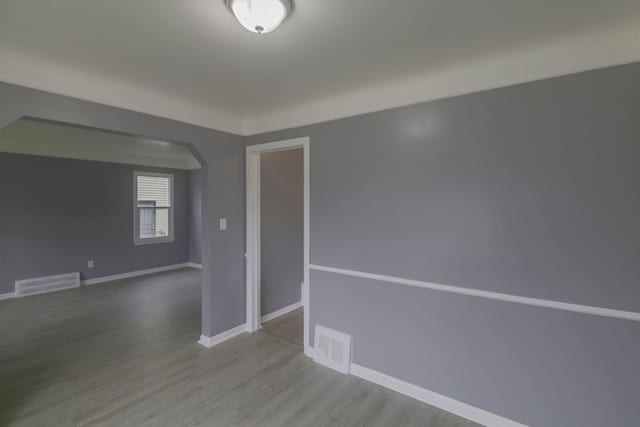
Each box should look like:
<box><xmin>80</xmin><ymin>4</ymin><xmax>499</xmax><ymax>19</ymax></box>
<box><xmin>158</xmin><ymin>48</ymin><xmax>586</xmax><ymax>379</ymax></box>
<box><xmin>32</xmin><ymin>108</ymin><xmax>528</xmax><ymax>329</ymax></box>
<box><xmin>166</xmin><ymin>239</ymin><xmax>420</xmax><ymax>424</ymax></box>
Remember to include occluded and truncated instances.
<box><xmin>262</xmin><ymin>307</ymin><xmax>304</xmax><ymax>347</ymax></box>
<box><xmin>0</xmin><ymin>268</ymin><xmax>481</xmax><ymax>427</ymax></box>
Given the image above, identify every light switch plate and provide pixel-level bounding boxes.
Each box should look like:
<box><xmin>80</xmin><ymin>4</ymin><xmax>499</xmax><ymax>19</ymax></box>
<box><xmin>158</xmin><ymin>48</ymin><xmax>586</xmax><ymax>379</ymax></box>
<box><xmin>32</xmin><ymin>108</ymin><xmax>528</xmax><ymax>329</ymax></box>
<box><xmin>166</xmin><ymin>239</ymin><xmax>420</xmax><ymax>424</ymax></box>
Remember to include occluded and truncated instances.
<box><xmin>219</xmin><ymin>218</ymin><xmax>227</xmax><ymax>231</ymax></box>
<box><xmin>88</xmin><ymin>260</ymin><xmax>94</xmax><ymax>268</ymax></box>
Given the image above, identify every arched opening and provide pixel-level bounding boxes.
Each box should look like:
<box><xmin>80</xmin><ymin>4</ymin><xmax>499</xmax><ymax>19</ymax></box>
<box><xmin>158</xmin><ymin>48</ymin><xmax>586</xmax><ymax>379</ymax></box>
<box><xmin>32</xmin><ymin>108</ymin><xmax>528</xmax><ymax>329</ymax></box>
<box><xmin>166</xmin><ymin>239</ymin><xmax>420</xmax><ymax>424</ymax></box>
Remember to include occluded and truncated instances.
<box><xmin>0</xmin><ymin>115</ymin><xmax>210</xmax><ymax>341</ymax></box>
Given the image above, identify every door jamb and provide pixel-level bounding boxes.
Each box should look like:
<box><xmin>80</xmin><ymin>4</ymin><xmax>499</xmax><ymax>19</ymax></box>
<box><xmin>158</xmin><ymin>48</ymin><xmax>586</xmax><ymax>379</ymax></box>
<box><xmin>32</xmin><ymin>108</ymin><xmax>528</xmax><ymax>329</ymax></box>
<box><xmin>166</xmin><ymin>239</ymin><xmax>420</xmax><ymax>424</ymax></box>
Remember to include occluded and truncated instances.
<box><xmin>245</xmin><ymin>137</ymin><xmax>311</xmax><ymax>357</ymax></box>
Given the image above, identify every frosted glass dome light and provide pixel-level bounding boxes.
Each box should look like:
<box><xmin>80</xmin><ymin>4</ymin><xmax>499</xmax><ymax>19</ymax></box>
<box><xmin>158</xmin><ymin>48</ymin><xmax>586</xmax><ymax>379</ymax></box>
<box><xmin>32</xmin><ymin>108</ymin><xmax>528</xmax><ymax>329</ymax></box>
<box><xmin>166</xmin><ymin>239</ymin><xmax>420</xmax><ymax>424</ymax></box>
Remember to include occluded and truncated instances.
<box><xmin>226</xmin><ymin>0</ymin><xmax>292</xmax><ymax>34</ymax></box>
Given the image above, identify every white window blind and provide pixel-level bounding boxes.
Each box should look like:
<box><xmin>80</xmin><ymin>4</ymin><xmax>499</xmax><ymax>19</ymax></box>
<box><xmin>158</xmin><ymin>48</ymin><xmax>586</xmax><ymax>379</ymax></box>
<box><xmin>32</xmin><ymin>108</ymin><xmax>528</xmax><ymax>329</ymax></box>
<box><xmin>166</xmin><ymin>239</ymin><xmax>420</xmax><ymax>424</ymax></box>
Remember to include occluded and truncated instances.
<box><xmin>134</xmin><ymin>172</ymin><xmax>174</xmax><ymax>244</ymax></box>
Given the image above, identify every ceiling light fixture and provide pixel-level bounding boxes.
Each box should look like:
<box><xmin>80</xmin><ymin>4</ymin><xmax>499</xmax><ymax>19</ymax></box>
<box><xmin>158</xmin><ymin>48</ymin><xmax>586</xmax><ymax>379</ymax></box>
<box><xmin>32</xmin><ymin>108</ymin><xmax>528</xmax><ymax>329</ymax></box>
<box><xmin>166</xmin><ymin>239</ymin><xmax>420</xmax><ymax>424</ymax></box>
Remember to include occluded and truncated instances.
<box><xmin>225</xmin><ymin>0</ymin><xmax>292</xmax><ymax>34</ymax></box>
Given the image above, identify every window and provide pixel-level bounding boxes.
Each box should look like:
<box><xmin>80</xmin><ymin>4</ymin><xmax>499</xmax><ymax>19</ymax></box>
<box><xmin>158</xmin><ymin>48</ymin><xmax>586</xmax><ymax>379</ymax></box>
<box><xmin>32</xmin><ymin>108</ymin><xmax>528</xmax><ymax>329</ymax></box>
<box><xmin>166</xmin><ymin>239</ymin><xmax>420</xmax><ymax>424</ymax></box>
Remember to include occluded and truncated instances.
<box><xmin>134</xmin><ymin>172</ymin><xmax>174</xmax><ymax>245</ymax></box>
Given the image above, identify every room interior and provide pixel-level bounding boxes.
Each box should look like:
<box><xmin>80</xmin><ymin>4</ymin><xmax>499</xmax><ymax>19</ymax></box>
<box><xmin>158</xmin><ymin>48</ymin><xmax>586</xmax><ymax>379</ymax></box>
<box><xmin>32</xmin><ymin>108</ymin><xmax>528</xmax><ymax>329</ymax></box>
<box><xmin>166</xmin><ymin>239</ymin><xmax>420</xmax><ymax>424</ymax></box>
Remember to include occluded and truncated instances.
<box><xmin>258</xmin><ymin>148</ymin><xmax>304</xmax><ymax>347</ymax></box>
<box><xmin>0</xmin><ymin>118</ymin><xmax>204</xmax><ymax>291</ymax></box>
<box><xmin>1</xmin><ymin>1</ymin><xmax>639</xmax><ymax>426</ymax></box>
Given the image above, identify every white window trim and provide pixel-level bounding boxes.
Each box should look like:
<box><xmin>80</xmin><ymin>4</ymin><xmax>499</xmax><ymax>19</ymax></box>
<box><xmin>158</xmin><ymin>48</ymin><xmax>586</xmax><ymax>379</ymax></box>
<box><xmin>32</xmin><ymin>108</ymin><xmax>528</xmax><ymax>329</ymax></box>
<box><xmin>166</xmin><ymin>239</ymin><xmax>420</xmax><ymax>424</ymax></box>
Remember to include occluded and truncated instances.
<box><xmin>133</xmin><ymin>171</ymin><xmax>175</xmax><ymax>246</ymax></box>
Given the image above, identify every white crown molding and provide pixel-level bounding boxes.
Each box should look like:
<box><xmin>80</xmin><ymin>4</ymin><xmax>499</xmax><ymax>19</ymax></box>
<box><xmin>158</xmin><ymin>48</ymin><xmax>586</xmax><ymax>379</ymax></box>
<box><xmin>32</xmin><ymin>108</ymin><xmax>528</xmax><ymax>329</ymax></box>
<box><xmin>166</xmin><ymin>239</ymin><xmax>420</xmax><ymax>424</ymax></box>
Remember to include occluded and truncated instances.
<box><xmin>1</xmin><ymin>25</ymin><xmax>638</xmax><ymax>137</ymax></box>
<box><xmin>0</xmin><ymin>48</ymin><xmax>244</xmax><ymax>135</ymax></box>
<box><xmin>242</xmin><ymin>24</ymin><xmax>640</xmax><ymax>135</ymax></box>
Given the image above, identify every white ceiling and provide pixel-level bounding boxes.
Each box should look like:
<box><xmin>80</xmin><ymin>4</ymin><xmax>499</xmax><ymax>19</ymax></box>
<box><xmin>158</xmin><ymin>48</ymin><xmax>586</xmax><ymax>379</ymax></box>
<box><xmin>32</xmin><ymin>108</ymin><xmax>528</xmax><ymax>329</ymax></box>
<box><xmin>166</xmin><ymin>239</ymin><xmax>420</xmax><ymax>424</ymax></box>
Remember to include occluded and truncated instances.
<box><xmin>0</xmin><ymin>1</ymin><xmax>639</xmax><ymax>135</ymax></box>
<box><xmin>0</xmin><ymin>119</ymin><xmax>201</xmax><ymax>170</ymax></box>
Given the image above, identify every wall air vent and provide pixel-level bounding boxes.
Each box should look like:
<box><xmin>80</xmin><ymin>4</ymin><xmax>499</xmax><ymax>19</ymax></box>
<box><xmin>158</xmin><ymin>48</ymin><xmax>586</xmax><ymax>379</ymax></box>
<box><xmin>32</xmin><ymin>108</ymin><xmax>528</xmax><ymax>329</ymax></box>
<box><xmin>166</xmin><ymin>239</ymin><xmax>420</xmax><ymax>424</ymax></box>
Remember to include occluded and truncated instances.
<box><xmin>15</xmin><ymin>272</ymin><xmax>80</xmax><ymax>297</ymax></box>
<box><xmin>313</xmin><ymin>325</ymin><xmax>352</xmax><ymax>374</ymax></box>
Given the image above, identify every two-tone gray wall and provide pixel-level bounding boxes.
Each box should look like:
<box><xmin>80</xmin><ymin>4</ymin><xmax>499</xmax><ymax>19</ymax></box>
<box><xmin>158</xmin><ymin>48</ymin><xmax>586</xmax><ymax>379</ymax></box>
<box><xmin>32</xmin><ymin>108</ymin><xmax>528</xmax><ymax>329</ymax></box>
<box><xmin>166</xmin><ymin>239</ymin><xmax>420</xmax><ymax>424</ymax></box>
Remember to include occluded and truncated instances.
<box><xmin>246</xmin><ymin>62</ymin><xmax>640</xmax><ymax>427</ymax></box>
<box><xmin>0</xmin><ymin>81</ymin><xmax>245</xmax><ymax>338</ymax></box>
<box><xmin>0</xmin><ymin>152</ymin><xmax>192</xmax><ymax>294</ymax></box>
<box><xmin>260</xmin><ymin>149</ymin><xmax>303</xmax><ymax>316</ymax></box>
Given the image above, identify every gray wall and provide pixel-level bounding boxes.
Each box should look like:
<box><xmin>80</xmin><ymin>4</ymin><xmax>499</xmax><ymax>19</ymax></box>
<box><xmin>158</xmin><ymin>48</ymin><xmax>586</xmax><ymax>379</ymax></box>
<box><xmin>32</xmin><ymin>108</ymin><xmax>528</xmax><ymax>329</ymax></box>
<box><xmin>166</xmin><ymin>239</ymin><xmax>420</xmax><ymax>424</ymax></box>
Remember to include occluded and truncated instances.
<box><xmin>0</xmin><ymin>152</ymin><xmax>191</xmax><ymax>294</ymax></box>
<box><xmin>0</xmin><ymin>81</ymin><xmax>245</xmax><ymax>338</ymax></box>
<box><xmin>188</xmin><ymin>168</ymin><xmax>203</xmax><ymax>265</ymax></box>
<box><xmin>2</xmin><ymin>59</ymin><xmax>639</xmax><ymax>426</ymax></box>
<box><xmin>246</xmin><ymin>62</ymin><xmax>640</xmax><ymax>427</ymax></box>
<box><xmin>260</xmin><ymin>149</ymin><xmax>303</xmax><ymax>315</ymax></box>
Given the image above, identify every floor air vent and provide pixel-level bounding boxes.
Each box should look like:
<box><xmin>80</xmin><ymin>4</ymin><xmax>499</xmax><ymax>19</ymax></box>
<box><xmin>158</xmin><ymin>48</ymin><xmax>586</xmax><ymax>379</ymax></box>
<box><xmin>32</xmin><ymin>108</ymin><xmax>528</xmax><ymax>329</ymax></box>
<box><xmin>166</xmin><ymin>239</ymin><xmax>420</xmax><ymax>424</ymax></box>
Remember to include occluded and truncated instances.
<box><xmin>313</xmin><ymin>325</ymin><xmax>352</xmax><ymax>374</ymax></box>
<box><xmin>15</xmin><ymin>272</ymin><xmax>81</xmax><ymax>297</ymax></box>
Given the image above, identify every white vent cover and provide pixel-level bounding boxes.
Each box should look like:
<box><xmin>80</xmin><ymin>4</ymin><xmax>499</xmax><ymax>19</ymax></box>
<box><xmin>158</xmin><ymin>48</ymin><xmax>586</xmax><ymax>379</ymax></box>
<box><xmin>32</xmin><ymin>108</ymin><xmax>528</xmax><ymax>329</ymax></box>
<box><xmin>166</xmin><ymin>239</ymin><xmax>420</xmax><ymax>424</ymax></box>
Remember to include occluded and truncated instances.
<box><xmin>313</xmin><ymin>325</ymin><xmax>352</xmax><ymax>374</ymax></box>
<box><xmin>15</xmin><ymin>272</ymin><xmax>80</xmax><ymax>297</ymax></box>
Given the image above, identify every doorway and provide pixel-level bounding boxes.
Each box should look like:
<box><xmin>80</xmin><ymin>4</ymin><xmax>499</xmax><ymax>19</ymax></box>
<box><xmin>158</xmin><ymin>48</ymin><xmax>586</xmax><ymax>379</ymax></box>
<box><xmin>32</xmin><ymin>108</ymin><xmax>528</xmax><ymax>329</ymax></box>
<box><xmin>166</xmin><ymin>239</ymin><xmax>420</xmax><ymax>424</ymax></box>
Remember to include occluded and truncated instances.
<box><xmin>245</xmin><ymin>137</ymin><xmax>310</xmax><ymax>356</ymax></box>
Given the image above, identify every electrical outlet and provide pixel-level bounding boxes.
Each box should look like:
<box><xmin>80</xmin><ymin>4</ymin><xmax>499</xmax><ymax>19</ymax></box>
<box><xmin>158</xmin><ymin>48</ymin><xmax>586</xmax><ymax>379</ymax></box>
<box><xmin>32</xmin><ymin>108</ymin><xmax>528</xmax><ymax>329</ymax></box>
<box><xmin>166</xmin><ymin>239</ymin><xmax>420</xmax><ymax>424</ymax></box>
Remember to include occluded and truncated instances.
<box><xmin>88</xmin><ymin>260</ymin><xmax>94</xmax><ymax>269</ymax></box>
<box><xmin>219</xmin><ymin>218</ymin><xmax>228</xmax><ymax>231</ymax></box>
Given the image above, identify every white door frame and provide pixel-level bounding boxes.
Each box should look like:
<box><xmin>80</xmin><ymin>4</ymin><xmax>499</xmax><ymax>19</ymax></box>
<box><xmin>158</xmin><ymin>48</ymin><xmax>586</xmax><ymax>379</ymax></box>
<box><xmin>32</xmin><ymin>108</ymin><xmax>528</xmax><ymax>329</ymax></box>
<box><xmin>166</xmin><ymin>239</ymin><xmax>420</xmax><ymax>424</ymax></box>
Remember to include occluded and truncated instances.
<box><xmin>245</xmin><ymin>137</ymin><xmax>311</xmax><ymax>357</ymax></box>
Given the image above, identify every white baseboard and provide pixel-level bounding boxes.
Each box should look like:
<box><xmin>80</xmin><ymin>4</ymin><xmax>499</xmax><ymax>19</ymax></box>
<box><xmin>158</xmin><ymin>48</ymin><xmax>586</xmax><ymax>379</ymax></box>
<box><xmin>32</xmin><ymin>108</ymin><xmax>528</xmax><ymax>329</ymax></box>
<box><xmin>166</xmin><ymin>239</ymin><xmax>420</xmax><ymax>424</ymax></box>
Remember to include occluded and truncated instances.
<box><xmin>198</xmin><ymin>324</ymin><xmax>247</xmax><ymax>348</ymax></box>
<box><xmin>1</xmin><ymin>263</ymin><xmax>195</xmax><ymax>298</ymax></box>
<box><xmin>83</xmin><ymin>263</ymin><xmax>193</xmax><ymax>286</ymax></box>
<box><xmin>0</xmin><ymin>291</ymin><xmax>16</xmax><ymax>301</ymax></box>
<box><xmin>261</xmin><ymin>300</ymin><xmax>303</xmax><ymax>323</ymax></box>
<box><xmin>304</xmin><ymin>345</ymin><xmax>315</xmax><ymax>358</ymax></box>
<box><xmin>350</xmin><ymin>363</ymin><xmax>527</xmax><ymax>427</ymax></box>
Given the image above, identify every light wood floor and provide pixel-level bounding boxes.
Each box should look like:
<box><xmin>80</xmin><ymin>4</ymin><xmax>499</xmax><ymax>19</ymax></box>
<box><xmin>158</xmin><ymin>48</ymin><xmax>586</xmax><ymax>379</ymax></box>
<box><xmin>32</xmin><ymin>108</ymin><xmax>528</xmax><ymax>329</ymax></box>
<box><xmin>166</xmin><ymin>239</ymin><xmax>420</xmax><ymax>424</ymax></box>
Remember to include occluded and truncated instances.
<box><xmin>0</xmin><ymin>268</ymin><xmax>481</xmax><ymax>427</ymax></box>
